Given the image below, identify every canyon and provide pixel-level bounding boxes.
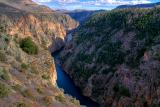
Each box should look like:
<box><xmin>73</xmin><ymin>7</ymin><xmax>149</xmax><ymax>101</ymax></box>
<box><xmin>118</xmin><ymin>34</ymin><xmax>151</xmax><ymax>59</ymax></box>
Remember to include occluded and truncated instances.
<box><xmin>1</xmin><ymin>0</ymin><xmax>160</xmax><ymax>107</ymax></box>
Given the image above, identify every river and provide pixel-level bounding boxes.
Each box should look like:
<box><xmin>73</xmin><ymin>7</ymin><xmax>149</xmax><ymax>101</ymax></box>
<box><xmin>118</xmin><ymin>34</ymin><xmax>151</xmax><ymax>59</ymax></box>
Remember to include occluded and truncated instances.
<box><xmin>52</xmin><ymin>33</ymin><xmax>99</xmax><ymax>107</ymax></box>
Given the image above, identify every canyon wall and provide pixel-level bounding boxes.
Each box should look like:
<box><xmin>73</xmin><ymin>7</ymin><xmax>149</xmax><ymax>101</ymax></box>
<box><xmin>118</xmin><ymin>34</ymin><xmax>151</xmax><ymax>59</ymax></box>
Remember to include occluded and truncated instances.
<box><xmin>0</xmin><ymin>0</ymin><xmax>80</xmax><ymax>107</ymax></box>
<box><xmin>60</xmin><ymin>7</ymin><xmax>160</xmax><ymax>107</ymax></box>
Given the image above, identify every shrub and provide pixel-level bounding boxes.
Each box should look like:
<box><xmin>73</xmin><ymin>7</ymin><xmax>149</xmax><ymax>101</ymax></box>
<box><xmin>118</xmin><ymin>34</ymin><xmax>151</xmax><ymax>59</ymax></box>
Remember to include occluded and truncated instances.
<box><xmin>77</xmin><ymin>52</ymin><xmax>93</xmax><ymax>63</ymax></box>
<box><xmin>21</xmin><ymin>89</ymin><xmax>35</xmax><ymax>100</ymax></box>
<box><xmin>12</xmin><ymin>84</ymin><xmax>22</xmax><ymax>92</ymax></box>
<box><xmin>70</xmin><ymin>98</ymin><xmax>80</xmax><ymax>105</ymax></box>
<box><xmin>20</xmin><ymin>37</ymin><xmax>38</xmax><ymax>55</ymax></box>
<box><xmin>0</xmin><ymin>82</ymin><xmax>11</xmax><ymax>98</ymax></box>
<box><xmin>36</xmin><ymin>86</ymin><xmax>43</xmax><ymax>94</ymax></box>
<box><xmin>113</xmin><ymin>85</ymin><xmax>131</xmax><ymax>97</ymax></box>
<box><xmin>55</xmin><ymin>94</ymin><xmax>66</xmax><ymax>103</ymax></box>
<box><xmin>0</xmin><ymin>68</ymin><xmax>10</xmax><ymax>81</ymax></box>
<box><xmin>21</xmin><ymin>63</ymin><xmax>28</xmax><ymax>70</ymax></box>
<box><xmin>30</xmin><ymin>66</ymin><xmax>39</xmax><ymax>74</ymax></box>
<box><xmin>151</xmin><ymin>98</ymin><xmax>159</xmax><ymax>107</ymax></box>
<box><xmin>16</xmin><ymin>102</ymin><xmax>27</xmax><ymax>107</ymax></box>
<box><xmin>42</xmin><ymin>74</ymin><xmax>50</xmax><ymax>80</ymax></box>
<box><xmin>0</xmin><ymin>51</ymin><xmax>7</xmax><ymax>62</ymax></box>
<box><xmin>96</xmin><ymin>41</ymin><xmax>124</xmax><ymax>66</ymax></box>
<box><xmin>43</xmin><ymin>96</ymin><xmax>53</xmax><ymax>105</ymax></box>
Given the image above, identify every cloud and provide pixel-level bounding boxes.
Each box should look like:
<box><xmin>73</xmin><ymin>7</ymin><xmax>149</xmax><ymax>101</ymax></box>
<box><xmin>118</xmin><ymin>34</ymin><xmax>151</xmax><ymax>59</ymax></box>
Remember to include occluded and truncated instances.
<box><xmin>33</xmin><ymin>0</ymin><xmax>52</xmax><ymax>3</ymax></box>
<box><xmin>58</xmin><ymin>0</ymin><xmax>78</xmax><ymax>3</ymax></box>
<box><xmin>33</xmin><ymin>0</ymin><xmax>152</xmax><ymax>10</ymax></box>
<box><xmin>88</xmin><ymin>0</ymin><xmax>151</xmax><ymax>5</ymax></box>
<box><xmin>33</xmin><ymin>0</ymin><xmax>151</xmax><ymax>5</ymax></box>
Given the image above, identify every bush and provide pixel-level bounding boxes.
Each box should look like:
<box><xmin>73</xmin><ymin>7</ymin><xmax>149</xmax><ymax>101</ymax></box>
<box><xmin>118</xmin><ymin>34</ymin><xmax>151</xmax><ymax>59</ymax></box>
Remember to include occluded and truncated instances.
<box><xmin>21</xmin><ymin>63</ymin><xmax>28</xmax><ymax>70</ymax></box>
<box><xmin>0</xmin><ymin>51</ymin><xmax>7</xmax><ymax>62</ymax></box>
<box><xmin>43</xmin><ymin>96</ymin><xmax>53</xmax><ymax>105</ymax></box>
<box><xmin>12</xmin><ymin>84</ymin><xmax>22</xmax><ymax>92</ymax></box>
<box><xmin>16</xmin><ymin>102</ymin><xmax>27</xmax><ymax>107</ymax></box>
<box><xmin>55</xmin><ymin>94</ymin><xmax>66</xmax><ymax>103</ymax></box>
<box><xmin>0</xmin><ymin>82</ymin><xmax>11</xmax><ymax>98</ymax></box>
<box><xmin>20</xmin><ymin>37</ymin><xmax>38</xmax><ymax>55</ymax></box>
<box><xmin>113</xmin><ymin>85</ymin><xmax>131</xmax><ymax>97</ymax></box>
<box><xmin>36</xmin><ymin>86</ymin><xmax>44</xmax><ymax>94</ymax></box>
<box><xmin>21</xmin><ymin>89</ymin><xmax>35</xmax><ymax>100</ymax></box>
<box><xmin>70</xmin><ymin>98</ymin><xmax>80</xmax><ymax>105</ymax></box>
<box><xmin>30</xmin><ymin>66</ymin><xmax>39</xmax><ymax>74</ymax></box>
<box><xmin>42</xmin><ymin>74</ymin><xmax>50</xmax><ymax>80</ymax></box>
<box><xmin>0</xmin><ymin>68</ymin><xmax>10</xmax><ymax>81</ymax></box>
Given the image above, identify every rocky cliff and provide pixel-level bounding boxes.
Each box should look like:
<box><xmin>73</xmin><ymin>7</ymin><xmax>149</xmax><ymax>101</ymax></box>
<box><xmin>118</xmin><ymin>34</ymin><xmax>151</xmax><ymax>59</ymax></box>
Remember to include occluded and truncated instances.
<box><xmin>0</xmin><ymin>0</ymin><xmax>80</xmax><ymax>107</ymax></box>
<box><xmin>60</xmin><ymin>7</ymin><xmax>160</xmax><ymax>107</ymax></box>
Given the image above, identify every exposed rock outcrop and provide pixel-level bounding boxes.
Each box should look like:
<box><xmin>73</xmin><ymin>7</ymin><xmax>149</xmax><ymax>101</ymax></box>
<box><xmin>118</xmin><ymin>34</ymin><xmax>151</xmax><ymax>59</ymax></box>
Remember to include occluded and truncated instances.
<box><xmin>0</xmin><ymin>0</ymin><xmax>80</xmax><ymax>107</ymax></box>
<box><xmin>50</xmin><ymin>63</ymin><xmax>57</xmax><ymax>85</ymax></box>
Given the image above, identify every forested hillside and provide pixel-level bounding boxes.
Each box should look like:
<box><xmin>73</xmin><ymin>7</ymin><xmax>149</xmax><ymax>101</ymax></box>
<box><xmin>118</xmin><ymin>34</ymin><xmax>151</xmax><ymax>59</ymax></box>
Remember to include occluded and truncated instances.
<box><xmin>61</xmin><ymin>7</ymin><xmax>160</xmax><ymax>107</ymax></box>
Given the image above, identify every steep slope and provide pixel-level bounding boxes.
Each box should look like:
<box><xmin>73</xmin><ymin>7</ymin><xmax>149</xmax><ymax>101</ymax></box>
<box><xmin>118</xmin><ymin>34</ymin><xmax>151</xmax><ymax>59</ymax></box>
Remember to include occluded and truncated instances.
<box><xmin>0</xmin><ymin>0</ymin><xmax>80</xmax><ymax>107</ymax></box>
<box><xmin>60</xmin><ymin>7</ymin><xmax>160</xmax><ymax>107</ymax></box>
<box><xmin>0</xmin><ymin>0</ymin><xmax>78</xmax><ymax>52</ymax></box>
<box><xmin>0</xmin><ymin>0</ymin><xmax>54</xmax><ymax>13</ymax></box>
<box><xmin>116</xmin><ymin>2</ymin><xmax>160</xmax><ymax>9</ymax></box>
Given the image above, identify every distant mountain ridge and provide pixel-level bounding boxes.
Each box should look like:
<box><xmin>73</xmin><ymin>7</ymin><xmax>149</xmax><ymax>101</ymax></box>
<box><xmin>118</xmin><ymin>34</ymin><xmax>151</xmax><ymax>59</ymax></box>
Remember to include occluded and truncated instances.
<box><xmin>59</xmin><ymin>9</ymin><xmax>104</xmax><ymax>23</ymax></box>
<box><xmin>116</xmin><ymin>2</ymin><xmax>160</xmax><ymax>9</ymax></box>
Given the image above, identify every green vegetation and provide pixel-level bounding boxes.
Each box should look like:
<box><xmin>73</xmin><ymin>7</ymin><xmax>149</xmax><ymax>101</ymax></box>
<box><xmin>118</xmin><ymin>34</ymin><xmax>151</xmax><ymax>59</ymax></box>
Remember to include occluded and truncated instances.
<box><xmin>30</xmin><ymin>65</ymin><xmax>39</xmax><ymax>74</ymax></box>
<box><xmin>97</xmin><ymin>42</ymin><xmax>124</xmax><ymax>65</ymax></box>
<box><xmin>20</xmin><ymin>37</ymin><xmax>38</xmax><ymax>55</ymax></box>
<box><xmin>36</xmin><ymin>86</ymin><xmax>44</xmax><ymax>94</ymax></box>
<box><xmin>16</xmin><ymin>102</ymin><xmax>27</xmax><ymax>107</ymax></box>
<box><xmin>42</xmin><ymin>74</ymin><xmax>50</xmax><ymax>80</ymax></box>
<box><xmin>21</xmin><ymin>63</ymin><xmax>28</xmax><ymax>70</ymax></box>
<box><xmin>12</xmin><ymin>84</ymin><xmax>22</xmax><ymax>92</ymax></box>
<box><xmin>72</xmin><ymin>63</ymin><xmax>94</xmax><ymax>80</ymax></box>
<box><xmin>21</xmin><ymin>89</ymin><xmax>35</xmax><ymax>100</ymax></box>
<box><xmin>61</xmin><ymin>7</ymin><xmax>160</xmax><ymax>83</ymax></box>
<box><xmin>77</xmin><ymin>52</ymin><xmax>93</xmax><ymax>63</ymax></box>
<box><xmin>0</xmin><ymin>68</ymin><xmax>10</xmax><ymax>81</ymax></box>
<box><xmin>55</xmin><ymin>94</ymin><xmax>66</xmax><ymax>103</ymax></box>
<box><xmin>0</xmin><ymin>51</ymin><xmax>7</xmax><ymax>62</ymax></box>
<box><xmin>151</xmin><ymin>99</ymin><xmax>159</xmax><ymax>107</ymax></box>
<box><xmin>113</xmin><ymin>85</ymin><xmax>131</xmax><ymax>97</ymax></box>
<box><xmin>0</xmin><ymin>82</ymin><xmax>11</xmax><ymax>98</ymax></box>
<box><xmin>0</xmin><ymin>22</ymin><xmax>7</xmax><ymax>33</ymax></box>
<box><xmin>70</xmin><ymin>98</ymin><xmax>80</xmax><ymax>105</ymax></box>
<box><xmin>43</xmin><ymin>96</ymin><xmax>53</xmax><ymax>105</ymax></box>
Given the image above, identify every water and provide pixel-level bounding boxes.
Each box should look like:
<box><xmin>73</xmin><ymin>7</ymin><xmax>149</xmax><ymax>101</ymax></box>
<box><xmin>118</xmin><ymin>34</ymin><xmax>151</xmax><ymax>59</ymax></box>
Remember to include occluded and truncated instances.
<box><xmin>52</xmin><ymin>51</ymin><xmax>99</xmax><ymax>107</ymax></box>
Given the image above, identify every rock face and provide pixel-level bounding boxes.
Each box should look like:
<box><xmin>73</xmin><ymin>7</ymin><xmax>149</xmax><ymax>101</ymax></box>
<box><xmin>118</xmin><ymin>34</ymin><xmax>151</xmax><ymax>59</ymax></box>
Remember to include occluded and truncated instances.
<box><xmin>60</xmin><ymin>7</ymin><xmax>160</xmax><ymax>107</ymax></box>
<box><xmin>0</xmin><ymin>0</ymin><xmax>80</xmax><ymax>107</ymax></box>
<box><xmin>50</xmin><ymin>63</ymin><xmax>57</xmax><ymax>85</ymax></box>
<box><xmin>0</xmin><ymin>0</ymin><xmax>78</xmax><ymax>52</ymax></box>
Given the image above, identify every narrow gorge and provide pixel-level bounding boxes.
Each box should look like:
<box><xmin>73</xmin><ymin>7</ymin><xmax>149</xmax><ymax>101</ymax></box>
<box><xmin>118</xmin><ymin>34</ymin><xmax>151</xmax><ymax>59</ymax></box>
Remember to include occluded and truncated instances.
<box><xmin>1</xmin><ymin>0</ymin><xmax>160</xmax><ymax>107</ymax></box>
<box><xmin>52</xmin><ymin>32</ymin><xmax>99</xmax><ymax>107</ymax></box>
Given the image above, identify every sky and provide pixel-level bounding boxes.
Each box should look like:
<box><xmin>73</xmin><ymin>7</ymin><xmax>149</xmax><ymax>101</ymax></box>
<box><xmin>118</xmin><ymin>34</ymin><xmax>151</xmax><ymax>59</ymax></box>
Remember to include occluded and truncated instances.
<box><xmin>33</xmin><ymin>0</ymin><xmax>160</xmax><ymax>10</ymax></box>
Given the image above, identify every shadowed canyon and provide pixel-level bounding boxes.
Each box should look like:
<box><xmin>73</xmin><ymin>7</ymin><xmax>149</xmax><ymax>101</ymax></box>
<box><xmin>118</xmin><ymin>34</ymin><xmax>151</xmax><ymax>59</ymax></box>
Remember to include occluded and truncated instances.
<box><xmin>0</xmin><ymin>0</ymin><xmax>160</xmax><ymax>107</ymax></box>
